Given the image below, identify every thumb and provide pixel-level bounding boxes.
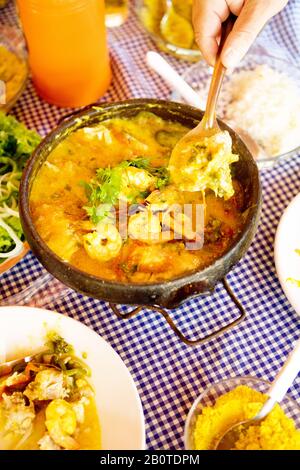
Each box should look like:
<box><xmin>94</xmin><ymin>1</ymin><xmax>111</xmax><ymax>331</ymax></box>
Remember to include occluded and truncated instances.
<box><xmin>221</xmin><ymin>0</ymin><xmax>288</xmax><ymax>68</ymax></box>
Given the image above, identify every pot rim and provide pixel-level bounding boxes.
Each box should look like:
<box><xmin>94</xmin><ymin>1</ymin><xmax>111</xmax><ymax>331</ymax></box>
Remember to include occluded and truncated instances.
<box><xmin>20</xmin><ymin>98</ymin><xmax>261</xmax><ymax>296</ymax></box>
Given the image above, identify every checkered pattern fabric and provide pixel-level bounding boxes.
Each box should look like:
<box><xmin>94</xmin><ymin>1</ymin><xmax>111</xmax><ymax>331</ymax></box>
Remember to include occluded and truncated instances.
<box><xmin>1</xmin><ymin>0</ymin><xmax>300</xmax><ymax>450</ymax></box>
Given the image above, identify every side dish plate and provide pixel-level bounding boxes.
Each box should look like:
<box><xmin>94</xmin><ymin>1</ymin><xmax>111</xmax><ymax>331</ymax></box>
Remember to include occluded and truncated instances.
<box><xmin>275</xmin><ymin>193</ymin><xmax>300</xmax><ymax>315</ymax></box>
<box><xmin>0</xmin><ymin>306</ymin><xmax>146</xmax><ymax>450</ymax></box>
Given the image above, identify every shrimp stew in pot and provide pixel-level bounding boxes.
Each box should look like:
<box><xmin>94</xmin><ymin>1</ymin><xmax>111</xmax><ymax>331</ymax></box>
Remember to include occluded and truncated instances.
<box><xmin>30</xmin><ymin>112</ymin><xmax>244</xmax><ymax>284</ymax></box>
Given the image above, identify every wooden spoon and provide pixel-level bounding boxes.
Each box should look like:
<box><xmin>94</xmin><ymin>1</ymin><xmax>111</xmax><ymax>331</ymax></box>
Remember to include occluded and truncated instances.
<box><xmin>168</xmin><ymin>14</ymin><xmax>237</xmax><ymax>195</ymax></box>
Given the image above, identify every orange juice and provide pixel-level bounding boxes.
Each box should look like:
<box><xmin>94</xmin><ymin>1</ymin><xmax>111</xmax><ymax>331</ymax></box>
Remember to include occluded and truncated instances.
<box><xmin>16</xmin><ymin>0</ymin><xmax>111</xmax><ymax>107</ymax></box>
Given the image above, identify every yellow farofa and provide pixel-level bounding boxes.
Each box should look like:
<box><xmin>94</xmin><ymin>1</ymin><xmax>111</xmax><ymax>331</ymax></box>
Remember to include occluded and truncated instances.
<box><xmin>0</xmin><ymin>45</ymin><xmax>27</xmax><ymax>105</ymax></box>
<box><xmin>194</xmin><ymin>385</ymin><xmax>300</xmax><ymax>450</ymax></box>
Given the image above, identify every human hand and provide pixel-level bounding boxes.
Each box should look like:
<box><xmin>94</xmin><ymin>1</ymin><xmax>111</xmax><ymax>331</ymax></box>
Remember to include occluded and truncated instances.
<box><xmin>193</xmin><ymin>0</ymin><xmax>288</xmax><ymax>67</ymax></box>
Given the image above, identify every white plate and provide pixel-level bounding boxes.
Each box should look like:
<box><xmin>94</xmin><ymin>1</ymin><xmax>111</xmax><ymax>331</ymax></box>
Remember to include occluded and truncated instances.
<box><xmin>0</xmin><ymin>306</ymin><xmax>145</xmax><ymax>450</ymax></box>
<box><xmin>274</xmin><ymin>193</ymin><xmax>300</xmax><ymax>315</ymax></box>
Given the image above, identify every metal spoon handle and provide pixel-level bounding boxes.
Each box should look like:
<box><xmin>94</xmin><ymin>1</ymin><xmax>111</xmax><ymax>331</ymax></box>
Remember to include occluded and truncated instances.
<box><xmin>256</xmin><ymin>337</ymin><xmax>300</xmax><ymax>420</ymax></box>
<box><xmin>203</xmin><ymin>14</ymin><xmax>236</xmax><ymax>129</ymax></box>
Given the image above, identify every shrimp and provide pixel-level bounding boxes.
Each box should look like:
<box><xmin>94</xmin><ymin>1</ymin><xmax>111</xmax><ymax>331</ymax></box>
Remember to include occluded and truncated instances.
<box><xmin>119</xmin><ymin>167</ymin><xmax>155</xmax><ymax>201</ymax></box>
<box><xmin>127</xmin><ymin>244</ymin><xmax>171</xmax><ymax>273</ymax></box>
<box><xmin>145</xmin><ymin>186</ymin><xmax>184</xmax><ymax>210</ymax></box>
<box><xmin>124</xmin><ymin>167</ymin><xmax>155</xmax><ymax>190</ymax></box>
<box><xmin>145</xmin><ymin>187</ymin><xmax>198</xmax><ymax>241</ymax></box>
<box><xmin>45</xmin><ymin>399</ymin><xmax>79</xmax><ymax>450</ymax></box>
<box><xmin>128</xmin><ymin>210</ymin><xmax>170</xmax><ymax>244</ymax></box>
<box><xmin>162</xmin><ymin>211</ymin><xmax>197</xmax><ymax>241</ymax></box>
<box><xmin>83</xmin><ymin>223</ymin><xmax>122</xmax><ymax>262</ymax></box>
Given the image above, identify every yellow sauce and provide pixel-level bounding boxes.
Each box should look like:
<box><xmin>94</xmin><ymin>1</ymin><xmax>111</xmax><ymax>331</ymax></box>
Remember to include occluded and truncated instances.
<box><xmin>30</xmin><ymin>112</ymin><xmax>243</xmax><ymax>283</ymax></box>
<box><xmin>0</xmin><ymin>399</ymin><xmax>101</xmax><ymax>450</ymax></box>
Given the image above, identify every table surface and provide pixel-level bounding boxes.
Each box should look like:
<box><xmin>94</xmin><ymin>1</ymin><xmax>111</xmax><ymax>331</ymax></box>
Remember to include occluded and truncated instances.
<box><xmin>1</xmin><ymin>1</ymin><xmax>300</xmax><ymax>450</ymax></box>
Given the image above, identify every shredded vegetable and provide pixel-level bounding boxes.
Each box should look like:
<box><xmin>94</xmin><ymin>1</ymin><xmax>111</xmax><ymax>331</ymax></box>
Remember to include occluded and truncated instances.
<box><xmin>0</xmin><ymin>112</ymin><xmax>40</xmax><ymax>264</ymax></box>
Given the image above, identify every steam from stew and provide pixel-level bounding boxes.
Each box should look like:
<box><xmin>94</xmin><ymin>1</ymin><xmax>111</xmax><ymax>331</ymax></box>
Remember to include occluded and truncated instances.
<box><xmin>30</xmin><ymin>112</ymin><xmax>244</xmax><ymax>283</ymax></box>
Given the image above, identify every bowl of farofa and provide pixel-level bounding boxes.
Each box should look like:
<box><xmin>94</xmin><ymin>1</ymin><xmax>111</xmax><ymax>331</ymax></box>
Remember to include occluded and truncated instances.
<box><xmin>0</xmin><ymin>25</ymin><xmax>28</xmax><ymax>112</ymax></box>
<box><xmin>184</xmin><ymin>376</ymin><xmax>300</xmax><ymax>450</ymax></box>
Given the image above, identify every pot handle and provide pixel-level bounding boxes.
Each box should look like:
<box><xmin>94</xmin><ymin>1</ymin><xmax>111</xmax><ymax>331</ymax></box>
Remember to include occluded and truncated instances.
<box><xmin>109</xmin><ymin>278</ymin><xmax>246</xmax><ymax>346</ymax></box>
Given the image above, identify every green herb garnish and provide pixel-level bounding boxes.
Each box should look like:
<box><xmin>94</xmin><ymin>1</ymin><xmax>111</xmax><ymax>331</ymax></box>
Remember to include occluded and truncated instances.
<box><xmin>46</xmin><ymin>332</ymin><xmax>90</xmax><ymax>379</ymax></box>
<box><xmin>153</xmin><ymin>166</ymin><xmax>170</xmax><ymax>190</ymax></box>
<box><xmin>82</xmin><ymin>157</ymin><xmax>169</xmax><ymax>224</ymax></box>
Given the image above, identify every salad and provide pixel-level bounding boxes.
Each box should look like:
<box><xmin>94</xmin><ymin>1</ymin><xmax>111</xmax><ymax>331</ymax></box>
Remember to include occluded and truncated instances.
<box><xmin>0</xmin><ymin>112</ymin><xmax>40</xmax><ymax>265</ymax></box>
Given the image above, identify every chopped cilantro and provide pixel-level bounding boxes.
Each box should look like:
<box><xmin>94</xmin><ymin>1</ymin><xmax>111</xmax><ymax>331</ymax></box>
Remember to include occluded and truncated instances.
<box><xmin>153</xmin><ymin>167</ymin><xmax>170</xmax><ymax>190</ymax></box>
<box><xmin>81</xmin><ymin>157</ymin><xmax>169</xmax><ymax>224</ymax></box>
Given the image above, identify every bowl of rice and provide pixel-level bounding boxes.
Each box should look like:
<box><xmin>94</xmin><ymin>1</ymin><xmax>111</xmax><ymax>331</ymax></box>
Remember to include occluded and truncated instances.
<box><xmin>172</xmin><ymin>44</ymin><xmax>300</xmax><ymax>168</ymax></box>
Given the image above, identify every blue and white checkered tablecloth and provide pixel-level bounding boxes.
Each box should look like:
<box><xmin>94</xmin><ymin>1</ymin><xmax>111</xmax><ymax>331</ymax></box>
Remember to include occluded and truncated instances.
<box><xmin>1</xmin><ymin>0</ymin><xmax>300</xmax><ymax>450</ymax></box>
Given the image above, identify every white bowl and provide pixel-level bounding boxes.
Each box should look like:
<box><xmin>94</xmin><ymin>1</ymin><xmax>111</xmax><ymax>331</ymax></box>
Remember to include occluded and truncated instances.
<box><xmin>0</xmin><ymin>306</ymin><xmax>146</xmax><ymax>450</ymax></box>
<box><xmin>275</xmin><ymin>193</ymin><xmax>300</xmax><ymax>316</ymax></box>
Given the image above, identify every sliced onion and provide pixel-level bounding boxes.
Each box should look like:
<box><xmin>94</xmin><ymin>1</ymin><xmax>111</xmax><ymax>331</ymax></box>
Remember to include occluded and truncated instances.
<box><xmin>0</xmin><ymin>218</ymin><xmax>24</xmax><ymax>259</ymax></box>
<box><xmin>2</xmin><ymin>204</ymin><xmax>19</xmax><ymax>217</ymax></box>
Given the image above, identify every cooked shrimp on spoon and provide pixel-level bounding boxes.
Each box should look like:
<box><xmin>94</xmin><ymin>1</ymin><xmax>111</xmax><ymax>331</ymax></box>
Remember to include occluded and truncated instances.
<box><xmin>168</xmin><ymin>15</ymin><xmax>238</xmax><ymax>200</ymax></box>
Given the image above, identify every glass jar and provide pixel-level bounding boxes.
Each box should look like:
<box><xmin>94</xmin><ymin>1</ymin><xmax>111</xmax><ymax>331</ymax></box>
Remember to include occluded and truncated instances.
<box><xmin>136</xmin><ymin>0</ymin><xmax>201</xmax><ymax>61</ymax></box>
<box><xmin>105</xmin><ymin>0</ymin><xmax>129</xmax><ymax>28</ymax></box>
<box><xmin>16</xmin><ymin>0</ymin><xmax>111</xmax><ymax>108</ymax></box>
<box><xmin>0</xmin><ymin>0</ymin><xmax>9</xmax><ymax>8</ymax></box>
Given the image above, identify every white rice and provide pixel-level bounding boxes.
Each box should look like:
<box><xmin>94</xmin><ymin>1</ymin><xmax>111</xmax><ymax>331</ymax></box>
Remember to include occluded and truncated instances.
<box><xmin>223</xmin><ymin>64</ymin><xmax>300</xmax><ymax>157</ymax></box>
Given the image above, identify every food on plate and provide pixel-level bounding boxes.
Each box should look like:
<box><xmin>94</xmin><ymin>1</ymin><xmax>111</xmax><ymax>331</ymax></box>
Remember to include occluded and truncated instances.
<box><xmin>0</xmin><ymin>332</ymin><xmax>101</xmax><ymax>450</ymax></box>
<box><xmin>139</xmin><ymin>0</ymin><xmax>196</xmax><ymax>50</ymax></box>
<box><xmin>223</xmin><ymin>65</ymin><xmax>300</xmax><ymax>157</ymax></box>
<box><xmin>30</xmin><ymin>111</ymin><xmax>244</xmax><ymax>283</ymax></box>
<box><xmin>0</xmin><ymin>112</ymin><xmax>40</xmax><ymax>265</ymax></box>
<box><xmin>193</xmin><ymin>385</ymin><xmax>300</xmax><ymax>450</ymax></box>
<box><xmin>287</xmin><ymin>248</ymin><xmax>300</xmax><ymax>287</ymax></box>
<box><xmin>0</xmin><ymin>45</ymin><xmax>27</xmax><ymax>108</ymax></box>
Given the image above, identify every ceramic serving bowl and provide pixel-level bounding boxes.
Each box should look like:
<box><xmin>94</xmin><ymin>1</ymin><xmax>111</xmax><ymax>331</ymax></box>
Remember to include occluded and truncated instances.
<box><xmin>19</xmin><ymin>99</ymin><xmax>261</xmax><ymax>310</ymax></box>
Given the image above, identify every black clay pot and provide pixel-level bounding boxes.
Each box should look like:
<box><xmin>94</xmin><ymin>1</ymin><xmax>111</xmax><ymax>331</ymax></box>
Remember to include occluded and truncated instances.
<box><xmin>20</xmin><ymin>99</ymin><xmax>261</xmax><ymax>310</ymax></box>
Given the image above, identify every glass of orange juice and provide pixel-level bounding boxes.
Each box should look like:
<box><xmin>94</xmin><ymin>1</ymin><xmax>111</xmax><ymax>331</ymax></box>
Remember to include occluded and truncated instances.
<box><xmin>16</xmin><ymin>0</ymin><xmax>111</xmax><ymax>107</ymax></box>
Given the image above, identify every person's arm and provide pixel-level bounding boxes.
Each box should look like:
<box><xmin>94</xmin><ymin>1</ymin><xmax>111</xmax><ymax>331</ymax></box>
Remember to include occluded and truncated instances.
<box><xmin>193</xmin><ymin>0</ymin><xmax>288</xmax><ymax>67</ymax></box>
